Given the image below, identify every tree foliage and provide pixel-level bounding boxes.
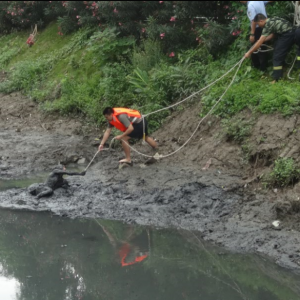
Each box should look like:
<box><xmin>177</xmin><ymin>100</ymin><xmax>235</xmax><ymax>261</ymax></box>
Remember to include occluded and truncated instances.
<box><xmin>0</xmin><ymin>1</ymin><xmax>293</xmax><ymax>54</ymax></box>
<box><xmin>1</xmin><ymin>1</ymin><xmax>231</xmax><ymax>52</ymax></box>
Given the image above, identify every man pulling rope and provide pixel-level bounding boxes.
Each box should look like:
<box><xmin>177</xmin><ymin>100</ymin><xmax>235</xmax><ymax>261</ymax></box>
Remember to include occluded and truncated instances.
<box><xmin>244</xmin><ymin>14</ymin><xmax>300</xmax><ymax>82</ymax></box>
<box><xmin>99</xmin><ymin>107</ymin><xmax>158</xmax><ymax>165</ymax></box>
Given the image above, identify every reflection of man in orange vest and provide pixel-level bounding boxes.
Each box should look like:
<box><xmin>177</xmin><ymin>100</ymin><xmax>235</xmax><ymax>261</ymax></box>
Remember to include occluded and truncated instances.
<box><xmin>98</xmin><ymin>221</ymin><xmax>149</xmax><ymax>267</ymax></box>
<box><xmin>119</xmin><ymin>243</ymin><xmax>148</xmax><ymax>267</ymax></box>
<box><xmin>99</xmin><ymin>107</ymin><xmax>158</xmax><ymax>164</ymax></box>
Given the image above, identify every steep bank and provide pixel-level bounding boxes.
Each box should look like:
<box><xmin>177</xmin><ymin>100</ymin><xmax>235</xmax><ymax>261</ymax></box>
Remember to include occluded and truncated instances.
<box><xmin>0</xmin><ymin>92</ymin><xmax>300</xmax><ymax>272</ymax></box>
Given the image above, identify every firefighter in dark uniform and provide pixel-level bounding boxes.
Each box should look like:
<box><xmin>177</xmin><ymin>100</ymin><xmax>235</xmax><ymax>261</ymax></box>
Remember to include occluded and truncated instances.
<box><xmin>245</xmin><ymin>13</ymin><xmax>300</xmax><ymax>82</ymax></box>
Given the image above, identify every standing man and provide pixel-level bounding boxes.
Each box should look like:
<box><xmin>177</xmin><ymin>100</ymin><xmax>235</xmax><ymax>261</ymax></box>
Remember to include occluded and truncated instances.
<box><xmin>244</xmin><ymin>14</ymin><xmax>300</xmax><ymax>82</ymax></box>
<box><xmin>241</xmin><ymin>1</ymin><xmax>273</xmax><ymax>71</ymax></box>
<box><xmin>99</xmin><ymin>107</ymin><xmax>157</xmax><ymax>164</ymax></box>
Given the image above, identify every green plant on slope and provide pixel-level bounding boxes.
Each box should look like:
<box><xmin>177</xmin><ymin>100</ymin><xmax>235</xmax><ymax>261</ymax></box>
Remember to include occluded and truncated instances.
<box><xmin>265</xmin><ymin>158</ymin><xmax>300</xmax><ymax>188</ymax></box>
<box><xmin>0</xmin><ymin>45</ymin><xmax>19</xmax><ymax>69</ymax></box>
<box><xmin>0</xmin><ymin>59</ymin><xmax>51</xmax><ymax>93</ymax></box>
<box><xmin>131</xmin><ymin>39</ymin><xmax>165</xmax><ymax>72</ymax></box>
<box><xmin>221</xmin><ymin>118</ymin><xmax>253</xmax><ymax>144</ymax></box>
<box><xmin>87</xmin><ymin>27</ymin><xmax>135</xmax><ymax>65</ymax></box>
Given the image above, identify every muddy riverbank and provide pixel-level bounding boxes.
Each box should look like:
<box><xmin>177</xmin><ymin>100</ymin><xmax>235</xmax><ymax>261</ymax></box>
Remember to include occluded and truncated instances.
<box><xmin>1</xmin><ymin>92</ymin><xmax>300</xmax><ymax>272</ymax></box>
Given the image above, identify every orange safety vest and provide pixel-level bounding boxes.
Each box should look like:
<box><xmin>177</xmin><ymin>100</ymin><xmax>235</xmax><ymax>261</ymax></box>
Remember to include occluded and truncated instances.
<box><xmin>110</xmin><ymin>107</ymin><xmax>141</xmax><ymax>132</ymax></box>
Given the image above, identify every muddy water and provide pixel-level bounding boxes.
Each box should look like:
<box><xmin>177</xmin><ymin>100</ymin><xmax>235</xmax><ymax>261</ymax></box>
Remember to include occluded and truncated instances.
<box><xmin>0</xmin><ymin>176</ymin><xmax>47</xmax><ymax>190</ymax></box>
<box><xmin>0</xmin><ymin>165</ymin><xmax>82</xmax><ymax>190</ymax></box>
<box><xmin>0</xmin><ymin>209</ymin><xmax>299</xmax><ymax>300</ymax></box>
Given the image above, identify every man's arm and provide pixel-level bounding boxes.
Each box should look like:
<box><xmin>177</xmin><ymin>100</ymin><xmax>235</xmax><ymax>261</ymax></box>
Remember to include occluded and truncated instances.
<box><xmin>247</xmin><ymin>2</ymin><xmax>257</xmax><ymax>43</ymax></box>
<box><xmin>264</xmin><ymin>33</ymin><xmax>274</xmax><ymax>42</ymax></box>
<box><xmin>115</xmin><ymin>124</ymin><xmax>134</xmax><ymax>140</ymax></box>
<box><xmin>99</xmin><ymin>127</ymin><xmax>112</xmax><ymax>151</ymax></box>
<box><xmin>245</xmin><ymin>35</ymin><xmax>267</xmax><ymax>58</ymax></box>
<box><xmin>64</xmin><ymin>171</ymin><xmax>86</xmax><ymax>176</ymax></box>
<box><xmin>250</xmin><ymin>21</ymin><xmax>256</xmax><ymax>43</ymax></box>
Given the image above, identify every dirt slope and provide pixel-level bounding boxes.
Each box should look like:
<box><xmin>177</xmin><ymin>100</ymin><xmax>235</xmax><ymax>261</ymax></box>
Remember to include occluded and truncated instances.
<box><xmin>0</xmin><ymin>91</ymin><xmax>300</xmax><ymax>271</ymax></box>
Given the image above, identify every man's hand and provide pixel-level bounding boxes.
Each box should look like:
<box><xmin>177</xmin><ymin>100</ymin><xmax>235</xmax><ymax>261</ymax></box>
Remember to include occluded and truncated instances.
<box><xmin>98</xmin><ymin>144</ymin><xmax>104</xmax><ymax>151</ymax></box>
<box><xmin>249</xmin><ymin>36</ymin><xmax>255</xmax><ymax>43</ymax></box>
<box><xmin>244</xmin><ymin>52</ymin><xmax>251</xmax><ymax>59</ymax></box>
<box><xmin>115</xmin><ymin>135</ymin><xmax>123</xmax><ymax>141</ymax></box>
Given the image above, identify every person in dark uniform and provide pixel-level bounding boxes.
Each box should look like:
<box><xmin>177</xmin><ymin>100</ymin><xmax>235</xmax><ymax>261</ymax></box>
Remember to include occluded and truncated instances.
<box><xmin>245</xmin><ymin>14</ymin><xmax>300</xmax><ymax>82</ymax></box>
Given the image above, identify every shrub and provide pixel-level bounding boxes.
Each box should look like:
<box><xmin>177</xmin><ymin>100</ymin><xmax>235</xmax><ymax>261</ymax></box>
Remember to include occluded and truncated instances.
<box><xmin>198</xmin><ymin>20</ymin><xmax>234</xmax><ymax>57</ymax></box>
<box><xmin>131</xmin><ymin>39</ymin><xmax>165</xmax><ymax>72</ymax></box>
<box><xmin>87</xmin><ymin>28</ymin><xmax>135</xmax><ymax>65</ymax></box>
<box><xmin>265</xmin><ymin>158</ymin><xmax>300</xmax><ymax>188</ymax></box>
<box><xmin>0</xmin><ymin>1</ymin><xmax>49</xmax><ymax>32</ymax></box>
<box><xmin>0</xmin><ymin>45</ymin><xmax>19</xmax><ymax>68</ymax></box>
<box><xmin>0</xmin><ymin>59</ymin><xmax>51</xmax><ymax>93</ymax></box>
<box><xmin>221</xmin><ymin>117</ymin><xmax>252</xmax><ymax>144</ymax></box>
<box><xmin>0</xmin><ymin>1</ymin><xmax>235</xmax><ymax>54</ymax></box>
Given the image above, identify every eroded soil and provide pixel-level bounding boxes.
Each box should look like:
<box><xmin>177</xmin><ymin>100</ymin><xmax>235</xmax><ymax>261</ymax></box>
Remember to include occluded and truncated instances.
<box><xmin>0</xmin><ymin>91</ymin><xmax>300</xmax><ymax>271</ymax></box>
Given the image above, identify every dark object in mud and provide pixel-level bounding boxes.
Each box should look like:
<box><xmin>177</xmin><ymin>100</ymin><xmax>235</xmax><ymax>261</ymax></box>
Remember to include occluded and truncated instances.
<box><xmin>28</xmin><ymin>165</ymin><xmax>86</xmax><ymax>199</ymax></box>
<box><xmin>144</xmin><ymin>157</ymin><xmax>157</xmax><ymax>165</ymax></box>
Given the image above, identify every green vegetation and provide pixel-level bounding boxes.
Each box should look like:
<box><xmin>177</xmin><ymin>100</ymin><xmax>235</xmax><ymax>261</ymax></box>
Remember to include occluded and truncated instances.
<box><xmin>221</xmin><ymin>117</ymin><xmax>253</xmax><ymax>144</ymax></box>
<box><xmin>264</xmin><ymin>157</ymin><xmax>300</xmax><ymax>188</ymax></box>
<box><xmin>0</xmin><ymin>1</ymin><xmax>300</xmax><ymax>183</ymax></box>
<box><xmin>1</xmin><ymin>17</ymin><xmax>299</xmax><ymax>130</ymax></box>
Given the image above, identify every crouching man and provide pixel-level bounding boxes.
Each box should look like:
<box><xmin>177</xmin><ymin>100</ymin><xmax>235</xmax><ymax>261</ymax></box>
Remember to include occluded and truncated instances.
<box><xmin>99</xmin><ymin>107</ymin><xmax>157</xmax><ymax>165</ymax></box>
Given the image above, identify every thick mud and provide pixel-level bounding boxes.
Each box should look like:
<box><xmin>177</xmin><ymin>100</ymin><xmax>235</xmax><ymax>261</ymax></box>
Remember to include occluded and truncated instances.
<box><xmin>1</xmin><ymin>92</ymin><xmax>300</xmax><ymax>272</ymax></box>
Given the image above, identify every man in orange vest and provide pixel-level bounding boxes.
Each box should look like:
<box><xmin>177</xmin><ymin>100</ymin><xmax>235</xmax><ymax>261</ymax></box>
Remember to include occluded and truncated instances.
<box><xmin>99</xmin><ymin>107</ymin><xmax>157</xmax><ymax>164</ymax></box>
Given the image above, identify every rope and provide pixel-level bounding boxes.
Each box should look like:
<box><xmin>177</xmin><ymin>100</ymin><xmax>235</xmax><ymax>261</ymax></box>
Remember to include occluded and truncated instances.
<box><xmin>252</xmin><ymin>44</ymin><xmax>273</xmax><ymax>54</ymax></box>
<box><xmin>143</xmin><ymin>58</ymin><xmax>244</xmax><ymax>118</ymax></box>
<box><xmin>84</xmin><ymin>143</ymin><xmax>121</xmax><ymax>171</ymax></box>
<box><xmin>109</xmin><ymin>57</ymin><xmax>245</xmax><ymax>160</ymax></box>
<box><xmin>287</xmin><ymin>55</ymin><xmax>298</xmax><ymax>80</ymax></box>
<box><xmin>84</xmin><ymin>150</ymin><xmax>100</xmax><ymax>171</ymax></box>
<box><xmin>84</xmin><ymin>148</ymin><xmax>113</xmax><ymax>172</ymax></box>
<box><xmin>32</xmin><ymin>24</ymin><xmax>38</xmax><ymax>37</ymax></box>
<box><xmin>173</xmin><ymin>216</ymin><xmax>248</xmax><ymax>300</ymax></box>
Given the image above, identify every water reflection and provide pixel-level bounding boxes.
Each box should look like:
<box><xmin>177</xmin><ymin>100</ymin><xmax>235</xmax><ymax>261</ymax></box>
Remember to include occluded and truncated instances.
<box><xmin>0</xmin><ymin>275</ymin><xmax>20</xmax><ymax>300</ymax></box>
<box><xmin>0</xmin><ymin>209</ymin><xmax>299</xmax><ymax>300</ymax></box>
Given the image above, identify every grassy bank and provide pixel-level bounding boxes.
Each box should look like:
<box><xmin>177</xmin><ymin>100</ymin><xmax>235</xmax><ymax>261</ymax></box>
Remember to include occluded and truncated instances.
<box><xmin>1</xmin><ymin>21</ymin><xmax>300</xmax><ymax>132</ymax></box>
